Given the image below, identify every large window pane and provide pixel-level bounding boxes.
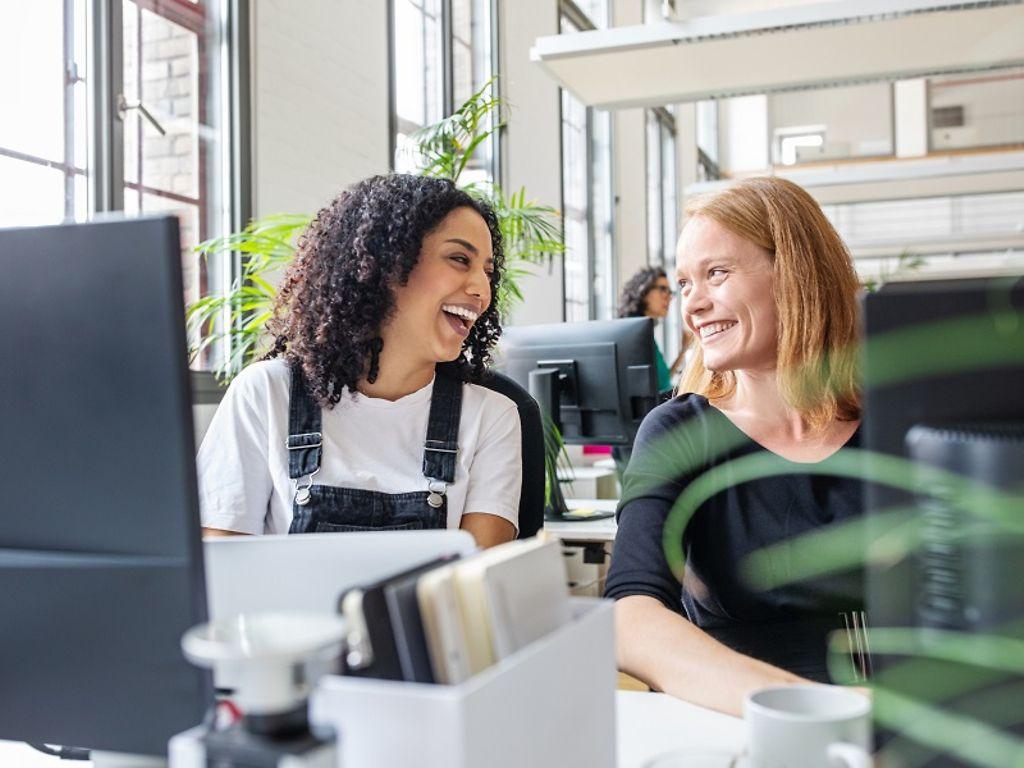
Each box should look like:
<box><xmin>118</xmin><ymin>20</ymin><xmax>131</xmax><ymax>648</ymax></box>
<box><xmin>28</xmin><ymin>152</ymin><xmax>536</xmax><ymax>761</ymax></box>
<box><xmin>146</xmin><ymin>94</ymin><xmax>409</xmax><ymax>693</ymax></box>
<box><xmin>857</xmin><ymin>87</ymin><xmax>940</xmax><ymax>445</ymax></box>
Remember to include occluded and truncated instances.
<box><xmin>451</xmin><ymin>0</ymin><xmax>494</xmax><ymax>185</ymax></box>
<box><xmin>0</xmin><ymin>0</ymin><xmax>89</xmax><ymax>225</ymax></box>
<box><xmin>560</xmin><ymin>4</ymin><xmax>615</xmax><ymax>322</ymax></box>
<box><xmin>122</xmin><ymin>0</ymin><xmax>230</xmax><ymax>370</ymax></box>
<box><xmin>393</xmin><ymin>0</ymin><xmax>444</xmax><ymax>172</ymax></box>
<box><xmin>574</xmin><ymin>0</ymin><xmax>608</xmax><ymax>27</ymax></box>
<box><xmin>0</xmin><ymin>156</ymin><xmax>65</xmax><ymax>227</ymax></box>
<box><xmin>646</xmin><ymin>109</ymin><xmax>680</xmax><ymax>361</ymax></box>
<box><xmin>562</xmin><ymin>86</ymin><xmax>589</xmax><ymax>323</ymax></box>
<box><xmin>0</xmin><ymin>2</ymin><xmax>63</xmax><ymax>160</ymax></box>
<box><xmin>392</xmin><ymin>0</ymin><xmax>495</xmax><ymax>182</ymax></box>
<box><xmin>590</xmin><ymin>108</ymin><xmax>614</xmax><ymax>320</ymax></box>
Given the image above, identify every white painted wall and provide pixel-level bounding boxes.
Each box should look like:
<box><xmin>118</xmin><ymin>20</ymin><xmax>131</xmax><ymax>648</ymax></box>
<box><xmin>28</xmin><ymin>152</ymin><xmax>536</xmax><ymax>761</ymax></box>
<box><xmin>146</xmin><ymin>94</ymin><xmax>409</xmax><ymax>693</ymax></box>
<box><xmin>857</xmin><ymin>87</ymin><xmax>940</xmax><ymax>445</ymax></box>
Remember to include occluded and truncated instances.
<box><xmin>769</xmin><ymin>83</ymin><xmax>893</xmax><ymax>161</ymax></box>
<box><xmin>250</xmin><ymin>0</ymin><xmax>391</xmax><ymax>217</ymax></box>
<box><xmin>717</xmin><ymin>94</ymin><xmax>769</xmax><ymax>173</ymax></box>
<box><xmin>895</xmin><ymin>79</ymin><xmax>928</xmax><ymax>158</ymax></box>
<box><xmin>501</xmin><ymin>0</ymin><xmax>564</xmax><ymax>326</ymax></box>
<box><xmin>614</xmin><ymin>107</ymin><xmax>648</xmax><ymax>290</ymax></box>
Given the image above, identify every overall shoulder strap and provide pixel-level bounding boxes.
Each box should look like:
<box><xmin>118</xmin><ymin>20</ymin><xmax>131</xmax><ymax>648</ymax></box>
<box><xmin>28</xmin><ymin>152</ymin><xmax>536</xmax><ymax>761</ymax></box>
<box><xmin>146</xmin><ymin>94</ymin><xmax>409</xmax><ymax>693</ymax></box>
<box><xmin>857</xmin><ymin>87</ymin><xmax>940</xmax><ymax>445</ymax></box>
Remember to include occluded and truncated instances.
<box><xmin>286</xmin><ymin>363</ymin><xmax>323</xmax><ymax>479</ymax></box>
<box><xmin>422</xmin><ymin>367</ymin><xmax>464</xmax><ymax>485</ymax></box>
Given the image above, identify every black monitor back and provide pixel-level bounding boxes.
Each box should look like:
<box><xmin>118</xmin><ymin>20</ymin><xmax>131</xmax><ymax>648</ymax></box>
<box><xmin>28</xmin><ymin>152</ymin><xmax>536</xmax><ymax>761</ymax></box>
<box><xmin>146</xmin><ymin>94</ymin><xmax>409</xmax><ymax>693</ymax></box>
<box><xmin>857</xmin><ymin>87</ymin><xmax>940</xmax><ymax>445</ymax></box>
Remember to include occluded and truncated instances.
<box><xmin>498</xmin><ymin>317</ymin><xmax>658</xmax><ymax>446</ymax></box>
<box><xmin>863</xmin><ymin>277</ymin><xmax>1024</xmax><ymax>627</ymax></box>
<box><xmin>862</xmin><ymin>277</ymin><xmax>1024</xmax><ymax>765</ymax></box>
<box><xmin>0</xmin><ymin>216</ymin><xmax>210</xmax><ymax>755</ymax></box>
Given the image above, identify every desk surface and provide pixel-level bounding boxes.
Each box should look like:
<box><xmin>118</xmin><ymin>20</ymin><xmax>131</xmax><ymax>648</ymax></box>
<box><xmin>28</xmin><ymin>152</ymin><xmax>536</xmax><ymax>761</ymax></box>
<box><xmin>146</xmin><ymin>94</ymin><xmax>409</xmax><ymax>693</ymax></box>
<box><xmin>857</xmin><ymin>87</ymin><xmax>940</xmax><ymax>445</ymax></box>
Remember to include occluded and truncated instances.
<box><xmin>544</xmin><ymin>498</ymin><xmax>618</xmax><ymax>542</ymax></box>
<box><xmin>1</xmin><ymin>691</ymin><xmax>743</xmax><ymax>768</ymax></box>
<box><xmin>616</xmin><ymin>691</ymin><xmax>744</xmax><ymax>768</ymax></box>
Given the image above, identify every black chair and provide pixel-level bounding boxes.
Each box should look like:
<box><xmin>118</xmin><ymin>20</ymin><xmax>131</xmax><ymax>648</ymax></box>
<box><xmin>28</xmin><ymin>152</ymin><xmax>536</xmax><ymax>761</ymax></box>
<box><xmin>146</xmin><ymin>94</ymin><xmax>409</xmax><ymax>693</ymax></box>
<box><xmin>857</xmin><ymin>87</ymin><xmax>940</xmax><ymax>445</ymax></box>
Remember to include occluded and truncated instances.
<box><xmin>479</xmin><ymin>370</ymin><xmax>546</xmax><ymax>539</ymax></box>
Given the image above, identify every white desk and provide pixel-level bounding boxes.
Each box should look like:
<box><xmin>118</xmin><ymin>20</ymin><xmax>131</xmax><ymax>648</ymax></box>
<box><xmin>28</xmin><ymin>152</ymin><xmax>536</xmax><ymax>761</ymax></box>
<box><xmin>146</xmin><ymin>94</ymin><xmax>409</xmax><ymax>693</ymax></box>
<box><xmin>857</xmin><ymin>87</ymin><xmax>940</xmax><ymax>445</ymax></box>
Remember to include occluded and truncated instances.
<box><xmin>0</xmin><ymin>742</ymin><xmax>69</xmax><ymax>767</ymax></box>
<box><xmin>545</xmin><ymin>498</ymin><xmax>619</xmax><ymax>543</ymax></box>
<box><xmin>616</xmin><ymin>691</ymin><xmax>744</xmax><ymax>768</ymax></box>
<box><xmin>2</xmin><ymin>692</ymin><xmax>742</xmax><ymax>768</ymax></box>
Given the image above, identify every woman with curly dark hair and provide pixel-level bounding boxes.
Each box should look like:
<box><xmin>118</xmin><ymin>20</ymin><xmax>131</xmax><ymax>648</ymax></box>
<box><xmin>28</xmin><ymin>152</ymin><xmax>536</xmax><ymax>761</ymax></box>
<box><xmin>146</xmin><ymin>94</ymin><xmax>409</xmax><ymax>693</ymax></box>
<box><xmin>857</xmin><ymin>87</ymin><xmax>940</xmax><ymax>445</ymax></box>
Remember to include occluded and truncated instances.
<box><xmin>197</xmin><ymin>174</ymin><xmax>520</xmax><ymax>548</ymax></box>
<box><xmin>618</xmin><ymin>266</ymin><xmax>676</xmax><ymax>391</ymax></box>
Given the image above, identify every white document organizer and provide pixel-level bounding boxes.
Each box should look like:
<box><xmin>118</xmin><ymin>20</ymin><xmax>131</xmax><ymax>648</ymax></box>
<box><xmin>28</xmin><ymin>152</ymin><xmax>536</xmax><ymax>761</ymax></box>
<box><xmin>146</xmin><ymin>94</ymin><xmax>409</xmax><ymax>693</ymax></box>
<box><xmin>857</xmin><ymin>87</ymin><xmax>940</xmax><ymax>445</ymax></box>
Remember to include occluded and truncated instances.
<box><xmin>310</xmin><ymin>597</ymin><xmax>616</xmax><ymax>768</ymax></box>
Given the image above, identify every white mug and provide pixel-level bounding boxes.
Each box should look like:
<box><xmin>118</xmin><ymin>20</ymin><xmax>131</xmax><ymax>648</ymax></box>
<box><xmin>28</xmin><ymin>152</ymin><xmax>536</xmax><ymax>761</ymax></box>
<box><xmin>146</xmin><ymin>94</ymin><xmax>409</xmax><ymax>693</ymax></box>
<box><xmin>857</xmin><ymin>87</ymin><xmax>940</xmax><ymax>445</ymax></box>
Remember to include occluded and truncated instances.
<box><xmin>744</xmin><ymin>685</ymin><xmax>872</xmax><ymax>768</ymax></box>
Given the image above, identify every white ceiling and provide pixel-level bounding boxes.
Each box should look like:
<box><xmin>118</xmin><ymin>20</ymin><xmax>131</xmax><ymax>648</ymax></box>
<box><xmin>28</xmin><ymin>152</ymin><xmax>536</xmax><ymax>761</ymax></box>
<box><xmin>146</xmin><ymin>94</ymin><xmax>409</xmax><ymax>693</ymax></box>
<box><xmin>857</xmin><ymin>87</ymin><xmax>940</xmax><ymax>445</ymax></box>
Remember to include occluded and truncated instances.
<box><xmin>532</xmin><ymin>0</ymin><xmax>1024</xmax><ymax>108</ymax></box>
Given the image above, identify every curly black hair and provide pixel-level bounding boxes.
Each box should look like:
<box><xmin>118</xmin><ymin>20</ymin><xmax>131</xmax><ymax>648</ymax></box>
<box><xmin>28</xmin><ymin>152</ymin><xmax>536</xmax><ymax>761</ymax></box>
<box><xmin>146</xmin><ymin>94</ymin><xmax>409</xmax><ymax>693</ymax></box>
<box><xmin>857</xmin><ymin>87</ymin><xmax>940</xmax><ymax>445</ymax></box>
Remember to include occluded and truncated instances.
<box><xmin>264</xmin><ymin>174</ymin><xmax>504</xmax><ymax>407</ymax></box>
<box><xmin>618</xmin><ymin>265</ymin><xmax>667</xmax><ymax>318</ymax></box>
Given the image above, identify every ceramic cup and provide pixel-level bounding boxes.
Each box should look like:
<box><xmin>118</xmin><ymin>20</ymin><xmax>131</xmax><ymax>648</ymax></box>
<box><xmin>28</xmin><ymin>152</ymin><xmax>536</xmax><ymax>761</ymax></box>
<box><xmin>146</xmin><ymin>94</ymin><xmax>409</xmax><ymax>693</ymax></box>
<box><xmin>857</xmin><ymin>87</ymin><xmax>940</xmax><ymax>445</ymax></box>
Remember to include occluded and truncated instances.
<box><xmin>744</xmin><ymin>685</ymin><xmax>872</xmax><ymax>768</ymax></box>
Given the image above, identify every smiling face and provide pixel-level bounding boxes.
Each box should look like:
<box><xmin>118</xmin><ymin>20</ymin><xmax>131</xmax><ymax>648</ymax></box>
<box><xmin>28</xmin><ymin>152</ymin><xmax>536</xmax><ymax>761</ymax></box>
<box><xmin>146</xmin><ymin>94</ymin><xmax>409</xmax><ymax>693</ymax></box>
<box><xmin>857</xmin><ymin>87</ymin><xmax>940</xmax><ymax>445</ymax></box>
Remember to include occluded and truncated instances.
<box><xmin>675</xmin><ymin>215</ymin><xmax>778</xmax><ymax>374</ymax></box>
<box><xmin>644</xmin><ymin>276</ymin><xmax>673</xmax><ymax>319</ymax></box>
<box><xmin>384</xmin><ymin>205</ymin><xmax>494</xmax><ymax>366</ymax></box>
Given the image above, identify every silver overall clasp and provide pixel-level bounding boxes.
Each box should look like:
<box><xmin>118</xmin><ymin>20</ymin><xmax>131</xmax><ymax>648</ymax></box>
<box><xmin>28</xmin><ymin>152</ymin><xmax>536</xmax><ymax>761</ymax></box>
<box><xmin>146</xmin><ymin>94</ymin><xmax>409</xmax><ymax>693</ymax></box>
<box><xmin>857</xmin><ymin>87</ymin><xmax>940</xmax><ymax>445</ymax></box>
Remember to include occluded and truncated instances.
<box><xmin>426</xmin><ymin>478</ymin><xmax>448</xmax><ymax>509</ymax></box>
<box><xmin>293</xmin><ymin>468</ymin><xmax>320</xmax><ymax>506</ymax></box>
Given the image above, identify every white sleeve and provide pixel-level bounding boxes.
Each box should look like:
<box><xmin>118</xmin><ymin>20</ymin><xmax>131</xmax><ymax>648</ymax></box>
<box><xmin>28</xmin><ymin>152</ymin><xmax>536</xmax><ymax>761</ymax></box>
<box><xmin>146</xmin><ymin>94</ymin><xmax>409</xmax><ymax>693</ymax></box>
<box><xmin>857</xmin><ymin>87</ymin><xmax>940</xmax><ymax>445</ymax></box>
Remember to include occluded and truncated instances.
<box><xmin>196</xmin><ymin>368</ymin><xmax>274</xmax><ymax>534</ymax></box>
<box><xmin>463</xmin><ymin>400</ymin><xmax>522</xmax><ymax>532</ymax></box>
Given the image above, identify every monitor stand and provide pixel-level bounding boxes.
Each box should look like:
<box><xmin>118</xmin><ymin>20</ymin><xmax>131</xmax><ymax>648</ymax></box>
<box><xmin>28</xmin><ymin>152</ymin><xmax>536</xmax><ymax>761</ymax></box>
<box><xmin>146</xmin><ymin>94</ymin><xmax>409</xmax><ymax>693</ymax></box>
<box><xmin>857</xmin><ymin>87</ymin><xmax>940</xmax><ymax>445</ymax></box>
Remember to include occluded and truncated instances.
<box><xmin>544</xmin><ymin>480</ymin><xmax>615</xmax><ymax>523</ymax></box>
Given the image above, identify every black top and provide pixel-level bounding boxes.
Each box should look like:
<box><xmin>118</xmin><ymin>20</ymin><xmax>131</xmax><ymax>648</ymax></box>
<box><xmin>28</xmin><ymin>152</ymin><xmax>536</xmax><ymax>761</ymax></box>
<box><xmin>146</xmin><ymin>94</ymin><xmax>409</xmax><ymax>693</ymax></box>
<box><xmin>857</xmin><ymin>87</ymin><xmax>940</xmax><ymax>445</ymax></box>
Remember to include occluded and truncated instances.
<box><xmin>604</xmin><ymin>394</ymin><xmax>864</xmax><ymax>682</ymax></box>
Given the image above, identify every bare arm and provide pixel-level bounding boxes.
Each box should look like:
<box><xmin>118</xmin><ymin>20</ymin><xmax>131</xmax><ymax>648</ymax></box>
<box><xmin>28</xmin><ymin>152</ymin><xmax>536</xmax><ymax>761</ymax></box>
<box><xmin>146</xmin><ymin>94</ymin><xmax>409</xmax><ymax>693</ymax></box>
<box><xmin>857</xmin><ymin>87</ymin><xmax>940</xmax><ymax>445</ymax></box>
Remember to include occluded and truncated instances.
<box><xmin>201</xmin><ymin>527</ymin><xmax>250</xmax><ymax>538</ymax></box>
<box><xmin>460</xmin><ymin>512</ymin><xmax>517</xmax><ymax>549</ymax></box>
<box><xmin>615</xmin><ymin>594</ymin><xmax>806</xmax><ymax>716</ymax></box>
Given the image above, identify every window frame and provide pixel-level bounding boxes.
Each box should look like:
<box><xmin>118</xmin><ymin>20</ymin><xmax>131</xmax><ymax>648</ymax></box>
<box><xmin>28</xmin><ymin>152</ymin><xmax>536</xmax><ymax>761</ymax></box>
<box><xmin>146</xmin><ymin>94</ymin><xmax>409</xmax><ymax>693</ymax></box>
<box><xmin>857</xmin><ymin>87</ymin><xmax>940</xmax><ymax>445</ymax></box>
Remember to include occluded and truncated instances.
<box><xmin>91</xmin><ymin>0</ymin><xmax>248</xmax><ymax>225</ymax></box>
<box><xmin>388</xmin><ymin>0</ymin><xmax>501</xmax><ymax>185</ymax></box>
<box><xmin>88</xmin><ymin>0</ymin><xmax>249</xmax><ymax>375</ymax></box>
<box><xmin>558</xmin><ymin>0</ymin><xmax>615</xmax><ymax>322</ymax></box>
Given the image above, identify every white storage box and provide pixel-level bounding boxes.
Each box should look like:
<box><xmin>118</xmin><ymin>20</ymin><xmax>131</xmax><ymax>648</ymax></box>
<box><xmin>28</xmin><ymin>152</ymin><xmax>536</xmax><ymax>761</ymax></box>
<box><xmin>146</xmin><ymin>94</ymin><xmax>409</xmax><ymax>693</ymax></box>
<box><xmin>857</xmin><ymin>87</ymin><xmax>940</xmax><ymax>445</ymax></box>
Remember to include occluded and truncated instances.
<box><xmin>310</xmin><ymin>597</ymin><xmax>616</xmax><ymax>768</ymax></box>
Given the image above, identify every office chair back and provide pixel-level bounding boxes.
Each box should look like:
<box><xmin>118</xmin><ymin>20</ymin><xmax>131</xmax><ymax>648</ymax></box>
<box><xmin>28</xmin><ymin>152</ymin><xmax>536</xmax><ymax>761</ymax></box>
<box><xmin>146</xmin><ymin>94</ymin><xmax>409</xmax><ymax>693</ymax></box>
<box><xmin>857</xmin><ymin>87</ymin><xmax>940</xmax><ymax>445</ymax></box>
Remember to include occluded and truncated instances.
<box><xmin>478</xmin><ymin>370</ymin><xmax>546</xmax><ymax>539</ymax></box>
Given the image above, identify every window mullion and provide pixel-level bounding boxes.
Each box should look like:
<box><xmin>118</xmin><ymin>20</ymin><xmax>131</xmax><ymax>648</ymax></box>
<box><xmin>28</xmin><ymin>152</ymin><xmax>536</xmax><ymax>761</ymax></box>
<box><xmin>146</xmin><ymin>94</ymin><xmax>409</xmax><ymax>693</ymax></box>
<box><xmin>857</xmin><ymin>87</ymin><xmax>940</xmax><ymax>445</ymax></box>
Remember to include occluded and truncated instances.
<box><xmin>90</xmin><ymin>0</ymin><xmax>124</xmax><ymax>213</ymax></box>
<box><xmin>63</xmin><ymin>0</ymin><xmax>76</xmax><ymax>219</ymax></box>
<box><xmin>488</xmin><ymin>0</ymin><xmax>501</xmax><ymax>186</ymax></box>
<box><xmin>227</xmin><ymin>0</ymin><xmax>250</xmax><ymax>235</ymax></box>
<box><xmin>585</xmin><ymin>105</ymin><xmax>596</xmax><ymax>321</ymax></box>
<box><xmin>441</xmin><ymin>0</ymin><xmax>454</xmax><ymax>116</ymax></box>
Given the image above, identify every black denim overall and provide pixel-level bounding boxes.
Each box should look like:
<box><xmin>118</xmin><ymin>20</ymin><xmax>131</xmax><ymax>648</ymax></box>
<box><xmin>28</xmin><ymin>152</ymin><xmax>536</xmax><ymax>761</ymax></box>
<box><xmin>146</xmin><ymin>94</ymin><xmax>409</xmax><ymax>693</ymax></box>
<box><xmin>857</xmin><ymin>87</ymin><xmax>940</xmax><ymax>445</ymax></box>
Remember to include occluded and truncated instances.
<box><xmin>286</xmin><ymin>366</ymin><xmax>463</xmax><ymax>534</ymax></box>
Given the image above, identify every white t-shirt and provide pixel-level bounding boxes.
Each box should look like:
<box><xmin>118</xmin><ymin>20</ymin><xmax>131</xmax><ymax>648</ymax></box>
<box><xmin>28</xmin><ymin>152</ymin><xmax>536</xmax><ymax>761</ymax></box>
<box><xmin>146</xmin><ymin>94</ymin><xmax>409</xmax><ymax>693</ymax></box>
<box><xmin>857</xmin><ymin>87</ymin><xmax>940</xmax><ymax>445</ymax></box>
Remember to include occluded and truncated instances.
<box><xmin>197</xmin><ymin>359</ymin><xmax>522</xmax><ymax>535</ymax></box>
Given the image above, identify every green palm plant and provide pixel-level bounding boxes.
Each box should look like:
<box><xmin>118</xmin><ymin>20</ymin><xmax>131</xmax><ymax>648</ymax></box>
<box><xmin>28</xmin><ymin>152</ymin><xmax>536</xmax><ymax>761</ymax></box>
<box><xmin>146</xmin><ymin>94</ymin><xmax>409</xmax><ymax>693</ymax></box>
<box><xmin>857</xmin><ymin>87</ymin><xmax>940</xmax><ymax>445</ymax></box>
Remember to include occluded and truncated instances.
<box><xmin>186</xmin><ymin>77</ymin><xmax>562</xmax><ymax>381</ymax></box>
<box><xmin>405</xmin><ymin>78</ymin><xmax>565</xmax><ymax>316</ymax></box>
<box><xmin>185</xmin><ymin>213</ymin><xmax>310</xmax><ymax>379</ymax></box>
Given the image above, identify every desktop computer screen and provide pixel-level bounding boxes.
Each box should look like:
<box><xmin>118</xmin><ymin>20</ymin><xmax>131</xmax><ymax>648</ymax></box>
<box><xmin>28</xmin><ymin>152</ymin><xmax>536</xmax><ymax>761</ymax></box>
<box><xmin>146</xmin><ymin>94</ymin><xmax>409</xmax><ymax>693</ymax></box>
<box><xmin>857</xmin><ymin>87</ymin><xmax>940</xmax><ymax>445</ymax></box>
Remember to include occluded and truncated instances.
<box><xmin>0</xmin><ymin>216</ymin><xmax>211</xmax><ymax>756</ymax></box>
<box><xmin>498</xmin><ymin>317</ymin><xmax>659</xmax><ymax>446</ymax></box>
<box><xmin>497</xmin><ymin>317</ymin><xmax>660</xmax><ymax>521</ymax></box>
<box><xmin>862</xmin><ymin>276</ymin><xmax>1024</xmax><ymax>764</ymax></box>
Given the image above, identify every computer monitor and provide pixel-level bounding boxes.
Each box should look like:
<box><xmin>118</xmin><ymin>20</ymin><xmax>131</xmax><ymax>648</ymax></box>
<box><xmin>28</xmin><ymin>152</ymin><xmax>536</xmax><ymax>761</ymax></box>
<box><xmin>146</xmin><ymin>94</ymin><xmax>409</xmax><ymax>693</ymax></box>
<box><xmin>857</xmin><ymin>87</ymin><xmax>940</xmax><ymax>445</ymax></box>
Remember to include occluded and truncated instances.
<box><xmin>862</xmin><ymin>276</ymin><xmax>1024</xmax><ymax>763</ymax></box>
<box><xmin>497</xmin><ymin>317</ymin><xmax>660</xmax><ymax>520</ymax></box>
<box><xmin>498</xmin><ymin>317</ymin><xmax>659</xmax><ymax>446</ymax></box>
<box><xmin>0</xmin><ymin>216</ymin><xmax>211</xmax><ymax>756</ymax></box>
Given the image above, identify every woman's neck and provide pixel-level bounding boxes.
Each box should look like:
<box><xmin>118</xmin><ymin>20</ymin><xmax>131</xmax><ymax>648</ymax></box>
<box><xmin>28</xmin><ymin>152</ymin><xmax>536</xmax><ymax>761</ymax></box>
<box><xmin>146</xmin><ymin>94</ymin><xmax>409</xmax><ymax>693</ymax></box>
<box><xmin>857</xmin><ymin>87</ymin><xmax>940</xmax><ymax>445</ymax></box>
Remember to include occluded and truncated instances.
<box><xmin>356</xmin><ymin>342</ymin><xmax>436</xmax><ymax>401</ymax></box>
<box><xmin>714</xmin><ymin>368</ymin><xmax>810</xmax><ymax>440</ymax></box>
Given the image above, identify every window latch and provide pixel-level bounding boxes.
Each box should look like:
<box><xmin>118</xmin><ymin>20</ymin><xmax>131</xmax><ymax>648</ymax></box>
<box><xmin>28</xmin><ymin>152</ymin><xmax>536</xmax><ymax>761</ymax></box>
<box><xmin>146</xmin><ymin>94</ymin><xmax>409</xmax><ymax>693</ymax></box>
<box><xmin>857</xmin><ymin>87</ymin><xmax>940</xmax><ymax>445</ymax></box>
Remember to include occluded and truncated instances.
<box><xmin>116</xmin><ymin>94</ymin><xmax>167</xmax><ymax>136</ymax></box>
